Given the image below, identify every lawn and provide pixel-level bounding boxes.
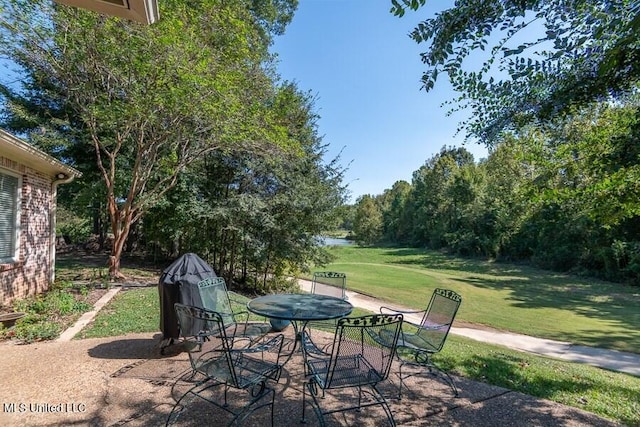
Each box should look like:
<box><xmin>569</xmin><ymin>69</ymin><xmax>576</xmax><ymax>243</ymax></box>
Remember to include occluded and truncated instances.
<box><xmin>321</xmin><ymin>246</ymin><xmax>640</xmax><ymax>354</ymax></box>
<box><xmin>74</xmin><ymin>246</ymin><xmax>640</xmax><ymax>425</ymax></box>
<box><xmin>79</xmin><ymin>286</ymin><xmax>640</xmax><ymax>425</ymax></box>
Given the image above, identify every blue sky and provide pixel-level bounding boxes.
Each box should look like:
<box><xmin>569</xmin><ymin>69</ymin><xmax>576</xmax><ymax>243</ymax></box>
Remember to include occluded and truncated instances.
<box><xmin>272</xmin><ymin>1</ymin><xmax>488</xmax><ymax>202</ymax></box>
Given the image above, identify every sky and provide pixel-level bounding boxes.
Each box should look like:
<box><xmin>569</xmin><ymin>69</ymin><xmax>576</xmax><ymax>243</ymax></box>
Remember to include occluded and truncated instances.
<box><xmin>271</xmin><ymin>1</ymin><xmax>488</xmax><ymax>203</ymax></box>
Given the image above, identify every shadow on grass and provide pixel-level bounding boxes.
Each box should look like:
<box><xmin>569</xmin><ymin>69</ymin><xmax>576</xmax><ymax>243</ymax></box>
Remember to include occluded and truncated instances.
<box><xmin>454</xmin><ymin>274</ymin><xmax>640</xmax><ymax>350</ymax></box>
<box><xmin>380</xmin><ymin>247</ymin><xmax>522</xmax><ymax>275</ymax></box>
<box><xmin>437</xmin><ymin>351</ymin><xmax>640</xmax><ymax>426</ymax></box>
<box><xmin>351</xmin><ymin>247</ymin><xmax>640</xmax><ymax>352</ymax></box>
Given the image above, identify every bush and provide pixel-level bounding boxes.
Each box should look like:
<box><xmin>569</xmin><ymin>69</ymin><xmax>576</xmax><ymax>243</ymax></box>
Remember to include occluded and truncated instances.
<box><xmin>56</xmin><ymin>206</ymin><xmax>92</xmax><ymax>244</ymax></box>
<box><xmin>12</xmin><ymin>318</ymin><xmax>61</xmax><ymax>343</ymax></box>
<box><xmin>5</xmin><ymin>281</ymin><xmax>93</xmax><ymax>343</ymax></box>
<box><xmin>611</xmin><ymin>240</ymin><xmax>640</xmax><ymax>285</ymax></box>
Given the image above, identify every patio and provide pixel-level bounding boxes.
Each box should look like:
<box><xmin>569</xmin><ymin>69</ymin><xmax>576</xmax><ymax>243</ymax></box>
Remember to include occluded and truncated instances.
<box><xmin>0</xmin><ymin>327</ymin><xmax>617</xmax><ymax>426</ymax></box>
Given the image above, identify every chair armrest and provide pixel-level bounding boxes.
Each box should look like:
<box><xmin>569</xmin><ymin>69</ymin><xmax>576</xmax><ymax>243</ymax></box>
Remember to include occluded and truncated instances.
<box><xmin>228</xmin><ymin>292</ymin><xmax>250</xmax><ymax>316</ymax></box>
<box><xmin>301</xmin><ymin>330</ymin><xmax>332</xmax><ymax>359</ymax></box>
<box><xmin>229</xmin><ymin>291</ymin><xmax>268</xmax><ymax>323</ymax></box>
<box><xmin>231</xmin><ymin>308</ymin><xmax>250</xmax><ymax>320</ymax></box>
<box><xmin>419</xmin><ymin>322</ymin><xmax>451</xmax><ymax>331</ymax></box>
<box><xmin>380</xmin><ymin>306</ymin><xmax>427</xmax><ymax>330</ymax></box>
<box><xmin>233</xmin><ymin>334</ymin><xmax>286</xmax><ymax>368</ymax></box>
<box><xmin>228</xmin><ymin>291</ymin><xmax>250</xmax><ymax>305</ymax></box>
<box><xmin>364</xmin><ymin>327</ymin><xmax>396</xmax><ymax>349</ymax></box>
<box><xmin>379</xmin><ymin>305</ymin><xmax>426</xmax><ymax>316</ymax></box>
<box><xmin>232</xmin><ymin>333</ymin><xmax>283</xmax><ymax>353</ymax></box>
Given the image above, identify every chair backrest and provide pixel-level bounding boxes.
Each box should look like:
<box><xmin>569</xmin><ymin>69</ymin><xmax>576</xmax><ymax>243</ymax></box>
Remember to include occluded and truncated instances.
<box><xmin>197</xmin><ymin>277</ymin><xmax>235</xmax><ymax>326</ymax></box>
<box><xmin>323</xmin><ymin>314</ymin><xmax>402</xmax><ymax>389</ymax></box>
<box><xmin>311</xmin><ymin>271</ymin><xmax>347</xmax><ymax>300</ymax></box>
<box><xmin>417</xmin><ymin>288</ymin><xmax>462</xmax><ymax>352</ymax></box>
<box><xmin>174</xmin><ymin>303</ymin><xmax>239</xmax><ymax>386</ymax></box>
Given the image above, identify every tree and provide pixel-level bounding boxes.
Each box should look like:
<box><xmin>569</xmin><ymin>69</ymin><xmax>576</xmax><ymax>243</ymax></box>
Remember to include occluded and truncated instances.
<box><xmin>408</xmin><ymin>146</ymin><xmax>474</xmax><ymax>247</ymax></box>
<box><xmin>141</xmin><ymin>83</ymin><xmax>347</xmax><ymax>291</ymax></box>
<box><xmin>478</xmin><ymin>138</ymin><xmax>530</xmax><ymax>259</ymax></box>
<box><xmin>353</xmin><ymin>195</ymin><xmax>383</xmax><ymax>245</ymax></box>
<box><xmin>379</xmin><ymin>180</ymin><xmax>412</xmax><ymax>243</ymax></box>
<box><xmin>0</xmin><ymin>0</ymin><xmax>297</xmax><ymax>277</ymax></box>
<box><xmin>392</xmin><ymin>0</ymin><xmax>640</xmax><ymax>143</ymax></box>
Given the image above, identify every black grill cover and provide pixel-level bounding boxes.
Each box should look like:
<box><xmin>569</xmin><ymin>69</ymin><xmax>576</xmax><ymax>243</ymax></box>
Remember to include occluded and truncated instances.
<box><xmin>158</xmin><ymin>253</ymin><xmax>217</xmax><ymax>339</ymax></box>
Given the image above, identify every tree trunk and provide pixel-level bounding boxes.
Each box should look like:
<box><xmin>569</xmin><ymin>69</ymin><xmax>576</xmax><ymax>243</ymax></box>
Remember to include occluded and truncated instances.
<box><xmin>107</xmin><ymin>202</ymin><xmax>132</xmax><ymax>279</ymax></box>
<box><xmin>241</xmin><ymin>241</ymin><xmax>248</xmax><ymax>283</ymax></box>
<box><xmin>108</xmin><ymin>229</ymin><xmax>128</xmax><ymax>279</ymax></box>
<box><xmin>228</xmin><ymin>233</ymin><xmax>237</xmax><ymax>284</ymax></box>
<box><xmin>108</xmin><ymin>255</ymin><xmax>122</xmax><ymax>279</ymax></box>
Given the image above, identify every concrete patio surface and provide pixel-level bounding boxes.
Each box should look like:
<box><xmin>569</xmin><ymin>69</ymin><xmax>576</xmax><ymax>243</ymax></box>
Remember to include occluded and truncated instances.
<box><xmin>0</xmin><ymin>328</ymin><xmax>621</xmax><ymax>427</ymax></box>
<box><xmin>0</xmin><ymin>279</ymin><xmax>636</xmax><ymax>426</ymax></box>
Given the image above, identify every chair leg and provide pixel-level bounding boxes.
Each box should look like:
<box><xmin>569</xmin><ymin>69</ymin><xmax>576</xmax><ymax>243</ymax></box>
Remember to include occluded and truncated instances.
<box><xmin>166</xmin><ymin>381</ymin><xmax>202</xmax><ymax>426</ymax></box>
<box><xmin>395</xmin><ymin>361</ymin><xmax>407</xmax><ymax>400</ymax></box>
<box><xmin>301</xmin><ymin>380</ymin><xmax>325</xmax><ymax>426</ymax></box>
<box><xmin>372</xmin><ymin>384</ymin><xmax>397</xmax><ymax>427</ymax></box>
<box><xmin>306</xmin><ymin>383</ymin><xmax>396</xmax><ymax>427</ymax></box>
<box><xmin>232</xmin><ymin>385</ymin><xmax>275</xmax><ymax>427</ymax></box>
<box><xmin>301</xmin><ymin>380</ymin><xmax>307</xmax><ymax>424</ymax></box>
<box><xmin>170</xmin><ymin>367</ymin><xmax>204</xmax><ymax>403</ymax></box>
<box><xmin>431</xmin><ymin>365</ymin><xmax>459</xmax><ymax>397</ymax></box>
<box><xmin>398</xmin><ymin>360</ymin><xmax>459</xmax><ymax>398</ymax></box>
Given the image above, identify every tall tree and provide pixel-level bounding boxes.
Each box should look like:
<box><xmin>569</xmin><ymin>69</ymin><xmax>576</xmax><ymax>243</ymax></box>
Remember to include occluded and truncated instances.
<box><xmin>379</xmin><ymin>180</ymin><xmax>412</xmax><ymax>243</ymax></box>
<box><xmin>0</xmin><ymin>0</ymin><xmax>297</xmax><ymax>277</ymax></box>
<box><xmin>392</xmin><ymin>0</ymin><xmax>640</xmax><ymax>143</ymax></box>
<box><xmin>142</xmin><ymin>83</ymin><xmax>346</xmax><ymax>290</ymax></box>
<box><xmin>353</xmin><ymin>195</ymin><xmax>383</xmax><ymax>245</ymax></box>
<box><xmin>408</xmin><ymin>146</ymin><xmax>474</xmax><ymax>247</ymax></box>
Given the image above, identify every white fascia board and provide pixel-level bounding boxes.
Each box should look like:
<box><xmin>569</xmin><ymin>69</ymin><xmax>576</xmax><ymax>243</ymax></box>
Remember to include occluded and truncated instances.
<box><xmin>0</xmin><ymin>129</ymin><xmax>82</xmax><ymax>179</ymax></box>
<box><xmin>54</xmin><ymin>0</ymin><xmax>160</xmax><ymax>25</ymax></box>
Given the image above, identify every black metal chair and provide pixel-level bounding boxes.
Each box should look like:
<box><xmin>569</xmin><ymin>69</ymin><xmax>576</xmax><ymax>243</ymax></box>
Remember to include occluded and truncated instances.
<box><xmin>304</xmin><ymin>271</ymin><xmax>349</xmax><ymax>356</ymax></box>
<box><xmin>310</xmin><ymin>271</ymin><xmax>348</xmax><ymax>300</ymax></box>
<box><xmin>167</xmin><ymin>304</ymin><xmax>284</xmax><ymax>426</ymax></box>
<box><xmin>301</xmin><ymin>313</ymin><xmax>403</xmax><ymax>426</ymax></box>
<box><xmin>197</xmin><ymin>277</ymin><xmax>271</xmax><ymax>339</ymax></box>
<box><xmin>380</xmin><ymin>288</ymin><xmax>462</xmax><ymax>398</ymax></box>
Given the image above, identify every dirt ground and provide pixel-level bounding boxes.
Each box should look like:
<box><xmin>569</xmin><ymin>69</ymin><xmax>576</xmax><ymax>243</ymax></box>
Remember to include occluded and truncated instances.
<box><xmin>0</xmin><ymin>251</ymin><xmax>163</xmax><ymax>341</ymax></box>
<box><xmin>55</xmin><ymin>250</ymin><xmax>164</xmax><ymax>285</ymax></box>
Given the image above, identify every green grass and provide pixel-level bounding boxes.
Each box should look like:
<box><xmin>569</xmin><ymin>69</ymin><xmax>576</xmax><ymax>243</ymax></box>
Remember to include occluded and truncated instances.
<box><xmin>322</xmin><ymin>246</ymin><xmax>640</xmax><ymax>354</ymax></box>
<box><xmin>437</xmin><ymin>335</ymin><xmax>640</xmax><ymax>426</ymax></box>
<box><xmin>1</xmin><ymin>281</ymin><xmax>93</xmax><ymax>343</ymax></box>
<box><xmin>76</xmin><ymin>246</ymin><xmax>640</xmax><ymax>425</ymax></box>
<box><xmin>77</xmin><ymin>287</ymin><xmax>158</xmax><ymax>339</ymax></box>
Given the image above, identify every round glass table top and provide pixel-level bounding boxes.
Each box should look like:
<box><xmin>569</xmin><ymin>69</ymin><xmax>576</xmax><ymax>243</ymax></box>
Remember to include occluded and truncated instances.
<box><xmin>247</xmin><ymin>293</ymin><xmax>353</xmax><ymax>322</ymax></box>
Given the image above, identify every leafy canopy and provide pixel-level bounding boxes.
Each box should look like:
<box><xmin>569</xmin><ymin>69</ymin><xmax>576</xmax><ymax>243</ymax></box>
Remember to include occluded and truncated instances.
<box><xmin>391</xmin><ymin>0</ymin><xmax>640</xmax><ymax>143</ymax></box>
<box><xmin>0</xmin><ymin>0</ymin><xmax>300</xmax><ymax>276</ymax></box>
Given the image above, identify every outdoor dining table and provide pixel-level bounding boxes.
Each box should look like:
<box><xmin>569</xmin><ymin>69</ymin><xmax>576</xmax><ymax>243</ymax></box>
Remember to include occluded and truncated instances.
<box><xmin>246</xmin><ymin>293</ymin><xmax>353</xmax><ymax>354</ymax></box>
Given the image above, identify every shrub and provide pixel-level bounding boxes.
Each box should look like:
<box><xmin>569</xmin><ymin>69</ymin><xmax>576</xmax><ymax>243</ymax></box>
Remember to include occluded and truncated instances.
<box><xmin>6</xmin><ymin>281</ymin><xmax>93</xmax><ymax>343</ymax></box>
<box><xmin>56</xmin><ymin>207</ymin><xmax>92</xmax><ymax>244</ymax></box>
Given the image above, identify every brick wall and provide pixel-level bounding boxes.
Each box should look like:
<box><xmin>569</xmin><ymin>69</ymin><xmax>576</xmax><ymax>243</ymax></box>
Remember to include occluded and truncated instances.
<box><xmin>0</xmin><ymin>158</ymin><xmax>52</xmax><ymax>305</ymax></box>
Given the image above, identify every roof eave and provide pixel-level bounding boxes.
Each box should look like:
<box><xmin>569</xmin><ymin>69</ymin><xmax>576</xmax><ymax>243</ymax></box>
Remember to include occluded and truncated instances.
<box><xmin>0</xmin><ymin>129</ymin><xmax>82</xmax><ymax>180</ymax></box>
<box><xmin>54</xmin><ymin>0</ymin><xmax>159</xmax><ymax>25</ymax></box>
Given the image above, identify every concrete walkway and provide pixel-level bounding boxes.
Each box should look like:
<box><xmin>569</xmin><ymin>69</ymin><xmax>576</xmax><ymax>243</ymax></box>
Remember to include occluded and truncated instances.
<box><xmin>57</xmin><ymin>287</ymin><xmax>121</xmax><ymax>342</ymax></box>
<box><xmin>299</xmin><ymin>280</ymin><xmax>640</xmax><ymax>377</ymax></box>
<box><xmin>60</xmin><ymin>281</ymin><xmax>640</xmax><ymax>377</ymax></box>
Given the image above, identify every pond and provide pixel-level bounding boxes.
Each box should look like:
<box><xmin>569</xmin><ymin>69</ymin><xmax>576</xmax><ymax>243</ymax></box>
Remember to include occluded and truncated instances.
<box><xmin>320</xmin><ymin>237</ymin><xmax>354</xmax><ymax>247</ymax></box>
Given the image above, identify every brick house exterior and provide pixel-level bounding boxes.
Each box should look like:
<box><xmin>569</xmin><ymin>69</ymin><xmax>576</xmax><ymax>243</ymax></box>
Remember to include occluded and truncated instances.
<box><xmin>0</xmin><ymin>130</ymin><xmax>81</xmax><ymax>305</ymax></box>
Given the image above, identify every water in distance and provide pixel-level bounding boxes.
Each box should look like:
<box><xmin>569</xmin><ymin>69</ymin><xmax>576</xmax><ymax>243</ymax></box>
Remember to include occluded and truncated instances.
<box><xmin>320</xmin><ymin>237</ymin><xmax>354</xmax><ymax>246</ymax></box>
